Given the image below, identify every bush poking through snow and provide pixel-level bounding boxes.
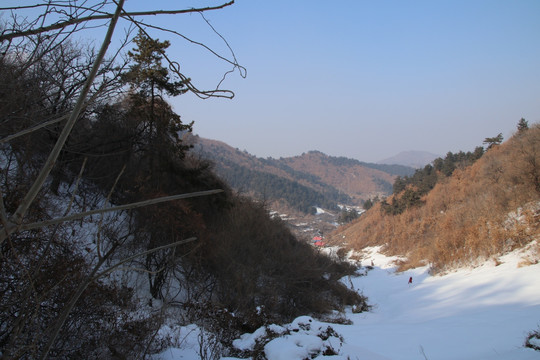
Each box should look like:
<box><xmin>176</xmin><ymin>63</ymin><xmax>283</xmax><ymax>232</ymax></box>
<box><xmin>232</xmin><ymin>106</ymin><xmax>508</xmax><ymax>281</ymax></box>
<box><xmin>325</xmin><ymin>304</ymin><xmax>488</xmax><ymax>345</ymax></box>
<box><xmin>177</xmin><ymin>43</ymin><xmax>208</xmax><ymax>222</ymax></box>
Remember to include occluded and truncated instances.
<box><xmin>229</xmin><ymin>316</ymin><xmax>345</xmax><ymax>360</ymax></box>
<box><xmin>525</xmin><ymin>327</ymin><xmax>540</xmax><ymax>351</ymax></box>
<box><xmin>351</xmin><ymin>296</ymin><xmax>371</xmax><ymax>314</ymax></box>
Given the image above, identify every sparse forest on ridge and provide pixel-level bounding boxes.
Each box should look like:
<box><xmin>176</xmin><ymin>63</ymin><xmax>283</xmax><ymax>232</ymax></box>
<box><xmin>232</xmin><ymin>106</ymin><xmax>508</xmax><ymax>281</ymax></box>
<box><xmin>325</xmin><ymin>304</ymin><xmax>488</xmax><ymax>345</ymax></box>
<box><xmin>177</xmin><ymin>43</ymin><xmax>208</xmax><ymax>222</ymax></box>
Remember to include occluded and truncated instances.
<box><xmin>330</xmin><ymin>121</ymin><xmax>540</xmax><ymax>273</ymax></box>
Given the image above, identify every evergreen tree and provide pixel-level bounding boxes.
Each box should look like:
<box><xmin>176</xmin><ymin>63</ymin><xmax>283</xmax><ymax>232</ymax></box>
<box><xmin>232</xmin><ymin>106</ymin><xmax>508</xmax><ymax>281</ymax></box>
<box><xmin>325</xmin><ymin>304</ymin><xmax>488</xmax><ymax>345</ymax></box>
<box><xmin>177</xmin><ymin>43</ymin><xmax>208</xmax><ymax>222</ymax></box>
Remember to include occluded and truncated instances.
<box><xmin>124</xmin><ymin>31</ymin><xmax>187</xmax><ymax>99</ymax></box>
<box><xmin>472</xmin><ymin>146</ymin><xmax>485</xmax><ymax>160</ymax></box>
<box><xmin>123</xmin><ymin>31</ymin><xmax>192</xmax><ymax>158</ymax></box>
<box><xmin>483</xmin><ymin>133</ymin><xmax>503</xmax><ymax>150</ymax></box>
<box><xmin>386</xmin><ymin>147</ymin><xmax>485</xmax><ymax>216</ymax></box>
<box><xmin>517</xmin><ymin>118</ymin><xmax>529</xmax><ymax>133</ymax></box>
<box><xmin>392</xmin><ymin>176</ymin><xmax>406</xmax><ymax>194</ymax></box>
<box><xmin>338</xmin><ymin>208</ymin><xmax>359</xmax><ymax>224</ymax></box>
<box><xmin>363</xmin><ymin>198</ymin><xmax>374</xmax><ymax>210</ymax></box>
<box><xmin>121</xmin><ymin>32</ymin><xmax>196</xmax><ymax>298</ymax></box>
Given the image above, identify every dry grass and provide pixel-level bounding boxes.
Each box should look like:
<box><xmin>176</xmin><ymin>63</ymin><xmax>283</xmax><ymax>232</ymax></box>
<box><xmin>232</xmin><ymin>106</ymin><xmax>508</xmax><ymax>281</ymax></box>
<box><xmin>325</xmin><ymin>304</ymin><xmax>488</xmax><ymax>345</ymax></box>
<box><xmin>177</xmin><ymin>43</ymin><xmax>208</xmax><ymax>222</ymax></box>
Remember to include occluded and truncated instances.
<box><xmin>330</xmin><ymin>124</ymin><xmax>540</xmax><ymax>273</ymax></box>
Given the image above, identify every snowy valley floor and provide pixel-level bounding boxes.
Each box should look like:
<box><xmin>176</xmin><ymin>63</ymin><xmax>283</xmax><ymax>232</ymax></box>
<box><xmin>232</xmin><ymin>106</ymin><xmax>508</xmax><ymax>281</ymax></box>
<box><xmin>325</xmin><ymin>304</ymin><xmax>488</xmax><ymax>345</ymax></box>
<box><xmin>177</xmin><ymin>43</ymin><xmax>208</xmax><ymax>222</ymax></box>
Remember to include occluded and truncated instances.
<box><xmin>156</xmin><ymin>245</ymin><xmax>540</xmax><ymax>360</ymax></box>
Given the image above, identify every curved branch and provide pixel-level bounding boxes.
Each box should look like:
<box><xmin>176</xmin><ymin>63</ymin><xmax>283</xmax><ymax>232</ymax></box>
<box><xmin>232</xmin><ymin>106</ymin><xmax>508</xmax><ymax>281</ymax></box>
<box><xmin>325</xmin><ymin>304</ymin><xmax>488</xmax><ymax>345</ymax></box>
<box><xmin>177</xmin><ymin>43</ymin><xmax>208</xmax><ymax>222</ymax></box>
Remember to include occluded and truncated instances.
<box><xmin>126</xmin><ymin>17</ymin><xmax>246</xmax><ymax>99</ymax></box>
<box><xmin>4</xmin><ymin>0</ymin><xmax>126</xmax><ymax>242</ymax></box>
<box><xmin>0</xmin><ymin>1</ymin><xmax>235</xmax><ymax>42</ymax></box>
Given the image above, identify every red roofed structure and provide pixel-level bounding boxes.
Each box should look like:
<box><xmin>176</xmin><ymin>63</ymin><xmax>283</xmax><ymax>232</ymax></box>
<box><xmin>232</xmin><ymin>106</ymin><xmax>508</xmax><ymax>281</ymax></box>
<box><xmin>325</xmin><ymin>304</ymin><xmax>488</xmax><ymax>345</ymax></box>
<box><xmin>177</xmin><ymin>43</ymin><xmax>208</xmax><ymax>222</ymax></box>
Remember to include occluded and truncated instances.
<box><xmin>312</xmin><ymin>236</ymin><xmax>325</xmax><ymax>247</ymax></box>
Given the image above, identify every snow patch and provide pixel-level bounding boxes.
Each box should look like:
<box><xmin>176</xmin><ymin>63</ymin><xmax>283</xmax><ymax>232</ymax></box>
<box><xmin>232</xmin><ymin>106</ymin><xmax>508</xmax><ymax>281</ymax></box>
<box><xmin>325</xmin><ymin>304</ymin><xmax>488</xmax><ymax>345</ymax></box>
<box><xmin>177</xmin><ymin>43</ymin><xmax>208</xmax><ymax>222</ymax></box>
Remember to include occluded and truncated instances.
<box><xmin>155</xmin><ymin>245</ymin><xmax>540</xmax><ymax>360</ymax></box>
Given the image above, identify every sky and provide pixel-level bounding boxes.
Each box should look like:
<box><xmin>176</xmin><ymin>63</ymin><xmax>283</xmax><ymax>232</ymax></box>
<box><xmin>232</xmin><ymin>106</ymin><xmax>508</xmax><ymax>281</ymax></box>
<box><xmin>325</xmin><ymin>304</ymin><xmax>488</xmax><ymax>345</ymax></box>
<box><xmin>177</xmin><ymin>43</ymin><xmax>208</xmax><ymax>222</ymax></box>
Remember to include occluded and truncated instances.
<box><xmin>163</xmin><ymin>0</ymin><xmax>540</xmax><ymax>163</ymax></box>
<box><xmin>5</xmin><ymin>1</ymin><xmax>540</xmax><ymax>162</ymax></box>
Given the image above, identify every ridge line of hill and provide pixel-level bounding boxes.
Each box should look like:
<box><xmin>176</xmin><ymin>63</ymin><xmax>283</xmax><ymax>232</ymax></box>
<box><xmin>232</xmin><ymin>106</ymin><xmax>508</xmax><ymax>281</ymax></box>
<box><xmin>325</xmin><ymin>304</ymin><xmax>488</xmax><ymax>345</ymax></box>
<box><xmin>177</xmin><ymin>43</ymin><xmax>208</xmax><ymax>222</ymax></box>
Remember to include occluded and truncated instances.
<box><xmin>189</xmin><ymin>135</ymin><xmax>415</xmax><ymax>214</ymax></box>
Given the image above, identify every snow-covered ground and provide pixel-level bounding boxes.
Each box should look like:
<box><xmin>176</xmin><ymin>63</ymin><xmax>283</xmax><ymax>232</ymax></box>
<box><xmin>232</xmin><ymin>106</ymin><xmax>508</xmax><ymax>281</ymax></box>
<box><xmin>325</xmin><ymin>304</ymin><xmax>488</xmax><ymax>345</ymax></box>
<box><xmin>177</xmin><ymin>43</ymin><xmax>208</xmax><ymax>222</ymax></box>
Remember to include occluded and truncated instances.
<box><xmin>331</xmin><ymin>245</ymin><xmax>540</xmax><ymax>360</ymax></box>
<box><xmin>156</xmin><ymin>245</ymin><xmax>540</xmax><ymax>360</ymax></box>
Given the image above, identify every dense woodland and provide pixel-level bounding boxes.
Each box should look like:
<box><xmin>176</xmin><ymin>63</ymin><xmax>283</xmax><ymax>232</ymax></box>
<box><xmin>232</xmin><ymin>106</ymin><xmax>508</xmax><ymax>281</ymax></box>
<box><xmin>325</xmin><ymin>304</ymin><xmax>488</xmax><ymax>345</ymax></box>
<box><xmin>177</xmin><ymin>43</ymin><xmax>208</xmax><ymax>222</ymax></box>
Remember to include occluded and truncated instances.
<box><xmin>331</xmin><ymin>121</ymin><xmax>540</xmax><ymax>273</ymax></box>
<box><xmin>196</xmin><ymin>147</ymin><xmax>352</xmax><ymax>213</ymax></box>
<box><xmin>0</xmin><ymin>5</ymin><xmax>364</xmax><ymax>358</ymax></box>
<box><xmin>196</xmin><ymin>143</ymin><xmax>409</xmax><ymax>214</ymax></box>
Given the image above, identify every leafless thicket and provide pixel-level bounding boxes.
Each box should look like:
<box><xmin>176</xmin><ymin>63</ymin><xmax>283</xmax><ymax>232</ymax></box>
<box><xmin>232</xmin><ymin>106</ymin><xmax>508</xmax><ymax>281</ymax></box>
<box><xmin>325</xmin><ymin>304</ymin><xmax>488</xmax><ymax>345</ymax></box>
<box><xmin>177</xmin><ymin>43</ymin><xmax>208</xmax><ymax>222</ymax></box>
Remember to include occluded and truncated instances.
<box><xmin>0</xmin><ymin>1</ymin><xmax>242</xmax><ymax>358</ymax></box>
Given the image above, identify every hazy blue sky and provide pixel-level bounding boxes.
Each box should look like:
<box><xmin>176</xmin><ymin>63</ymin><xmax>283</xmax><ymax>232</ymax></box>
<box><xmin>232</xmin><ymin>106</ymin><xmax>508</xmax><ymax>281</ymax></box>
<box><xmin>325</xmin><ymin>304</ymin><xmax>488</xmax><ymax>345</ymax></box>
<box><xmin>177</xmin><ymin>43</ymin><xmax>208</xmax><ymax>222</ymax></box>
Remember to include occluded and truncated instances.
<box><xmin>161</xmin><ymin>0</ymin><xmax>539</xmax><ymax>162</ymax></box>
<box><xmin>7</xmin><ymin>1</ymin><xmax>539</xmax><ymax>162</ymax></box>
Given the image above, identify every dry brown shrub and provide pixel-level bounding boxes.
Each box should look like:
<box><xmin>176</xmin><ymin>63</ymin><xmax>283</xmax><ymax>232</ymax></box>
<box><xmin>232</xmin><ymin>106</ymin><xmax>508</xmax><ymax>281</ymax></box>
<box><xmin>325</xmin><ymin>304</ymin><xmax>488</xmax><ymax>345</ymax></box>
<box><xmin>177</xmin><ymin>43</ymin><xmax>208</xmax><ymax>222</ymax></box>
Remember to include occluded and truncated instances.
<box><xmin>332</xmin><ymin>124</ymin><xmax>540</xmax><ymax>272</ymax></box>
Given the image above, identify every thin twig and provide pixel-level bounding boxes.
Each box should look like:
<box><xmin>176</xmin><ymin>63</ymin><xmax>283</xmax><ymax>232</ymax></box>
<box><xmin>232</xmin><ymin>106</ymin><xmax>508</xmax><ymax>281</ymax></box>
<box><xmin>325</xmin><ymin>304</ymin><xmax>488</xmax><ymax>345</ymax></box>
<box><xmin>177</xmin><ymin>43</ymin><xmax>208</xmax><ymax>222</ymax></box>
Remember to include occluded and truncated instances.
<box><xmin>17</xmin><ymin>189</ymin><xmax>224</xmax><ymax>232</ymax></box>
<box><xmin>0</xmin><ymin>189</ymin><xmax>10</xmax><ymax>239</ymax></box>
<box><xmin>65</xmin><ymin>157</ymin><xmax>87</xmax><ymax>215</ymax></box>
<box><xmin>121</xmin><ymin>11</ymin><xmax>244</xmax><ymax>100</ymax></box>
<box><xmin>0</xmin><ymin>1</ymin><xmax>235</xmax><ymax>42</ymax></box>
<box><xmin>0</xmin><ymin>114</ymin><xmax>69</xmax><ymax>144</ymax></box>
<box><xmin>5</xmin><ymin>0</ymin><xmax>125</xmax><ymax>243</ymax></box>
<box><xmin>420</xmin><ymin>345</ymin><xmax>429</xmax><ymax>360</ymax></box>
<box><xmin>97</xmin><ymin>164</ymin><xmax>126</xmax><ymax>259</ymax></box>
<box><xmin>93</xmin><ymin>237</ymin><xmax>197</xmax><ymax>279</ymax></box>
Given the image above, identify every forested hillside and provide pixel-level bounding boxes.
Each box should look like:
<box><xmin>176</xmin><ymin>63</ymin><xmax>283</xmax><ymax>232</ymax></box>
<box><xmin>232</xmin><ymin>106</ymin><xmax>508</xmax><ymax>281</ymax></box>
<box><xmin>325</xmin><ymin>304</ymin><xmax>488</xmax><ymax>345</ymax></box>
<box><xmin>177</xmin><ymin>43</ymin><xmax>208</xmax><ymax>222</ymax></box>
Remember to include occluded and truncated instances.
<box><xmin>0</xmin><ymin>5</ymin><xmax>364</xmax><ymax>358</ymax></box>
<box><xmin>193</xmin><ymin>137</ymin><xmax>413</xmax><ymax>213</ymax></box>
<box><xmin>330</xmin><ymin>122</ymin><xmax>540</xmax><ymax>273</ymax></box>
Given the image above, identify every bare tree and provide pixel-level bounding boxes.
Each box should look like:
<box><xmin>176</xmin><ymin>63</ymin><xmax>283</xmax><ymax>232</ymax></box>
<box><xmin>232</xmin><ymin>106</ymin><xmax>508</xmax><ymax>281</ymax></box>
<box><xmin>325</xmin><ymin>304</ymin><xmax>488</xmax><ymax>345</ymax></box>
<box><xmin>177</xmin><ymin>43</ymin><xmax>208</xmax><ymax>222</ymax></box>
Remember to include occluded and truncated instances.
<box><xmin>0</xmin><ymin>0</ymin><xmax>243</xmax><ymax>241</ymax></box>
<box><xmin>0</xmin><ymin>1</ymin><xmax>243</xmax><ymax>357</ymax></box>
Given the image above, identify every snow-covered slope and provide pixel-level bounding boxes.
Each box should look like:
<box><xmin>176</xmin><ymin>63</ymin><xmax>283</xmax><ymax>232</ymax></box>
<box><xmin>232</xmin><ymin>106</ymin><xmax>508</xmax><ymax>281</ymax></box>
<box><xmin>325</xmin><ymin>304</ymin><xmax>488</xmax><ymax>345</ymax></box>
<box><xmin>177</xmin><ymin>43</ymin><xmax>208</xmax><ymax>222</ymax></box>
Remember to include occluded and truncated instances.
<box><xmin>156</xmin><ymin>245</ymin><xmax>540</xmax><ymax>359</ymax></box>
<box><xmin>332</xmin><ymin>245</ymin><xmax>540</xmax><ymax>360</ymax></box>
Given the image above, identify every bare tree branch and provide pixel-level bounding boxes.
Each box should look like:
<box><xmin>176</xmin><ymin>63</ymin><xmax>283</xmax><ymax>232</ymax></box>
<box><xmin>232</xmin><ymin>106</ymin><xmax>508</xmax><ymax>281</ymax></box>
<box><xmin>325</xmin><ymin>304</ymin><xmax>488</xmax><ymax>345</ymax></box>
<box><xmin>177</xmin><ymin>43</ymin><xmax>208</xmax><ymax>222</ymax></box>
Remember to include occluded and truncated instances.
<box><xmin>64</xmin><ymin>157</ymin><xmax>87</xmax><ymax>215</ymax></box>
<box><xmin>0</xmin><ymin>114</ymin><xmax>69</xmax><ymax>144</ymax></box>
<box><xmin>0</xmin><ymin>190</ymin><xmax>10</xmax><ymax>237</ymax></box>
<box><xmin>6</xmin><ymin>0</ymin><xmax>126</xmax><ymax>239</ymax></box>
<box><xmin>39</xmin><ymin>234</ymin><xmax>197</xmax><ymax>360</ymax></box>
<box><xmin>94</xmin><ymin>237</ymin><xmax>197</xmax><ymax>280</ymax></box>
<box><xmin>97</xmin><ymin>163</ymin><xmax>126</xmax><ymax>260</ymax></box>
<box><xmin>15</xmin><ymin>189</ymin><xmax>224</xmax><ymax>232</ymax></box>
<box><xmin>0</xmin><ymin>1</ymin><xmax>235</xmax><ymax>42</ymax></box>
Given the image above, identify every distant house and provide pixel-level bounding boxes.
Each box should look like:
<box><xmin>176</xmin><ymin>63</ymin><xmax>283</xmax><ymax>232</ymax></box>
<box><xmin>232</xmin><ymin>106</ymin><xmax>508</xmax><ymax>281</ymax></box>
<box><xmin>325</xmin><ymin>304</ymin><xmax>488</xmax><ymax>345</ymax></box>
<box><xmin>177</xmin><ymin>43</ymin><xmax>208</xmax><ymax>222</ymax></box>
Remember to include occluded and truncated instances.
<box><xmin>312</xmin><ymin>236</ymin><xmax>325</xmax><ymax>247</ymax></box>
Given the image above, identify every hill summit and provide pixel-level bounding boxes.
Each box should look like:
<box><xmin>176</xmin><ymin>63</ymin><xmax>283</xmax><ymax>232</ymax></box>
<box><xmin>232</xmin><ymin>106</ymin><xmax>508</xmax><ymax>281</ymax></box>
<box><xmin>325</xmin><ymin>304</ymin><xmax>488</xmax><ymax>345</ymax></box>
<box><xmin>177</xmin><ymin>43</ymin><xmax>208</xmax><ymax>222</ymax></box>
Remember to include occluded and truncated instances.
<box><xmin>378</xmin><ymin>150</ymin><xmax>440</xmax><ymax>168</ymax></box>
<box><xmin>190</xmin><ymin>136</ymin><xmax>414</xmax><ymax>214</ymax></box>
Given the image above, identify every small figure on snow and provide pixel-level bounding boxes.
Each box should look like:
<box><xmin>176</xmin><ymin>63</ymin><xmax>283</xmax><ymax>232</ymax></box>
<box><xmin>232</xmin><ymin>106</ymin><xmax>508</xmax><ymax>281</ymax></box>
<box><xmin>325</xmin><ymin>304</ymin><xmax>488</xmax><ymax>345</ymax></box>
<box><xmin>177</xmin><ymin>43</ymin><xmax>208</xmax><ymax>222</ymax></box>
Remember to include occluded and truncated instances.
<box><xmin>408</xmin><ymin>276</ymin><xmax>413</xmax><ymax>286</ymax></box>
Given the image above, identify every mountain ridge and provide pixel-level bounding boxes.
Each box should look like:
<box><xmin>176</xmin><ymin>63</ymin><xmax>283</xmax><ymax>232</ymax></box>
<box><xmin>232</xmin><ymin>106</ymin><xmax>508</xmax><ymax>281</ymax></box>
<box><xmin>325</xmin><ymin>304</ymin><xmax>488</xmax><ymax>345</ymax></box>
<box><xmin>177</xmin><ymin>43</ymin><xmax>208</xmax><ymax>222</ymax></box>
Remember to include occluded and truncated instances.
<box><xmin>378</xmin><ymin>150</ymin><xmax>440</xmax><ymax>168</ymax></box>
<box><xmin>189</xmin><ymin>135</ymin><xmax>415</xmax><ymax>213</ymax></box>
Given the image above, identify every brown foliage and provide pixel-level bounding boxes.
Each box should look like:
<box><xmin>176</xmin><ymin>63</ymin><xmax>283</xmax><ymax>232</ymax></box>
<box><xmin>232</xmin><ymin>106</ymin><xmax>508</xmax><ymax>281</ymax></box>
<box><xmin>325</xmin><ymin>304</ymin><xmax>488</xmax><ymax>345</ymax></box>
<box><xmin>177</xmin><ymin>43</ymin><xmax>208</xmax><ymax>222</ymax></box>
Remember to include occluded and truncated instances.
<box><xmin>330</xmin><ymin>124</ymin><xmax>540</xmax><ymax>272</ymax></box>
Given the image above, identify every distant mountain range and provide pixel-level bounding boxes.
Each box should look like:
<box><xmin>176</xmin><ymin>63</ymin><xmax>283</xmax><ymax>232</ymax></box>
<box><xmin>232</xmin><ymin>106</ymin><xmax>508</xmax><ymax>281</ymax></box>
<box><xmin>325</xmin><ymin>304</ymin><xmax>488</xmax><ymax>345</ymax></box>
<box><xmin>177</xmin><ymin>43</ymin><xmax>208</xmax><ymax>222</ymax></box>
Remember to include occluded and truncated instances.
<box><xmin>189</xmin><ymin>135</ymin><xmax>415</xmax><ymax>214</ymax></box>
<box><xmin>378</xmin><ymin>150</ymin><xmax>440</xmax><ymax>168</ymax></box>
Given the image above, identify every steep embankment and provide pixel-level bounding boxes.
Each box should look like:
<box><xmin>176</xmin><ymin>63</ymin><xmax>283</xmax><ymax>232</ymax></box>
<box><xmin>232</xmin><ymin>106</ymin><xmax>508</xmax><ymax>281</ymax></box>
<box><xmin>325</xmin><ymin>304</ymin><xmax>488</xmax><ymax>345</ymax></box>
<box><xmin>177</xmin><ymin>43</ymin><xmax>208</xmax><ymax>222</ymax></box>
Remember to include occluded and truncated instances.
<box><xmin>330</xmin><ymin>124</ymin><xmax>540</xmax><ymax>272</ymax></box>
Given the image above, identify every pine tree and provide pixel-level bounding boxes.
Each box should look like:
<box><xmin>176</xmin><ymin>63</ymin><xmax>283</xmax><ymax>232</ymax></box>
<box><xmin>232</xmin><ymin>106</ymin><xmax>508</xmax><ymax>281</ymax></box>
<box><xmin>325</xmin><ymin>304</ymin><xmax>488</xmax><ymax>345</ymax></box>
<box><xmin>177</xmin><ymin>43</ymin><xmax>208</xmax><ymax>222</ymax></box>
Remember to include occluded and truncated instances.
<box><xmin>517</xmin><ymin>118</ymin><xmax>529</xmax><ymax>133</ymax></box>
<box><xmin>483</xmin><ymin>133</ymin><xmax>503</xmax><ymax>150</ymax></box>
<box><xmin>123</xmin><ymin>31</ymin><xmax>192</xmax><ymax>154</ymax></box>
<box><xmin>124</xmin><ymin>31</ymin><xmax>187</xmax><ymax>99</ymax></box>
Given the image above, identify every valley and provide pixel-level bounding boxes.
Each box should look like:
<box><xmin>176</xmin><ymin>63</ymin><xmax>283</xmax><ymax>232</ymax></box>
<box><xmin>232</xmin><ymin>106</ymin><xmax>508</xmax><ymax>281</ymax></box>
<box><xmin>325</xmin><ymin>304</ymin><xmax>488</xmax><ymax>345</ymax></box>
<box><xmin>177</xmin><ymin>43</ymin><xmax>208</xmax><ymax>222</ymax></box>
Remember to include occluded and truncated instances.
<box><xmin>1</xmin><ymin>3</ymin><xmax>538</xmax><ymax>357</ymax></box>
<box><xmin>158</xmin><ymin>244</ymin><xmax>540</xmax><ymax>360</ymax></box>
<box><xmin>189</xmin><ymin>135</ymin><xmax>414</xmax><ymax>241</ymax></box>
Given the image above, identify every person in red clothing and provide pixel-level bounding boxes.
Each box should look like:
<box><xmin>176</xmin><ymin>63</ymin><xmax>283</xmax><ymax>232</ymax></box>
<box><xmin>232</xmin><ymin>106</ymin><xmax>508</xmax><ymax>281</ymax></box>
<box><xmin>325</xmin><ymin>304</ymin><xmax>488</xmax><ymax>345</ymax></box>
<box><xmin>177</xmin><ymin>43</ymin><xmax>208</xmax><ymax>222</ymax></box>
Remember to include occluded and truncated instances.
<box><xmin>408</xmin><ymin>276</ymin><xmax>413</xmax><ymax>285</ymax></box>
